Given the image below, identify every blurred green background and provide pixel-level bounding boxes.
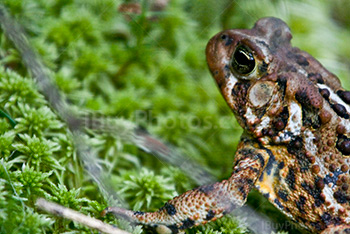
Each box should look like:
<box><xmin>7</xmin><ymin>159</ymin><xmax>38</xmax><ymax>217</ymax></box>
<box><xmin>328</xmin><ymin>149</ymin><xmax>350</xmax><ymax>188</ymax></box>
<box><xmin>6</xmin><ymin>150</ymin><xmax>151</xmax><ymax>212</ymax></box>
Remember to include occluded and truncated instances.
<box><xmin>0</xmin><ymin>0</ymin><xmax>349</xmax><ymax>233</ymax></box>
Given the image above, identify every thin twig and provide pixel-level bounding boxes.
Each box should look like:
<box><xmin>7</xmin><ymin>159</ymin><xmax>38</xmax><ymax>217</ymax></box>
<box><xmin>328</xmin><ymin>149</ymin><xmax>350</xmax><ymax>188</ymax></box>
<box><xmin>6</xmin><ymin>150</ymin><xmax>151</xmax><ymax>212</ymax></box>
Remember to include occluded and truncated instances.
<box><xmin>35</xmin><ymin>198</ymin><xmax>131</xmax><ymax>234</ymax></box>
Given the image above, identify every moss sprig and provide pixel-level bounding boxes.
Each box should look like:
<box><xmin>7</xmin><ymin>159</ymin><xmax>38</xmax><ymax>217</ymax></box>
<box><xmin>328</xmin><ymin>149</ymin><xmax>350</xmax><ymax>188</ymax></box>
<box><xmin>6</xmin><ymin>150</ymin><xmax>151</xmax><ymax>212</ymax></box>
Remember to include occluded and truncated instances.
<box><xmin>114</xmin><ymin>168</ymin><xmax>177</xmax><ymax>211</ymax></box>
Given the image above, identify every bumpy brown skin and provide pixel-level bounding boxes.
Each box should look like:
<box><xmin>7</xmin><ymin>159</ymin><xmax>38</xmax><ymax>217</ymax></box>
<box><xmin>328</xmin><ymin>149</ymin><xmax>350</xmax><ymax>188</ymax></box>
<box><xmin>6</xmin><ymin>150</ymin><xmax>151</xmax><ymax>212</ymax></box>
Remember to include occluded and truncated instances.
<box><xmin>105</xmin><ymin>18</ymin><xmax>350</xmax><ymax>233</ymax></box>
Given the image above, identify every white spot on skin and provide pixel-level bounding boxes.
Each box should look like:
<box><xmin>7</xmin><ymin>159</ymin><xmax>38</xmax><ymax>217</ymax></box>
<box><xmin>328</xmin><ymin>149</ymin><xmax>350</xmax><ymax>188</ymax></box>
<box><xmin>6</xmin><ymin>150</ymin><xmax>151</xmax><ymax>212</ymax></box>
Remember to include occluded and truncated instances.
<box><xmin>222</xmin><ymin>57</ymin><xmax>230</xmax><ymax>65</ymax></box>
<box><xmin>276</xmin><ymin>102</ymin><xmax>302</xmax><ymax>142</ymax></box>
<box><xmin>303</xmin><ymin>130</ymin><xmax>317</xmax><ymax>156</ymax></box>
<box><xmin>255</xmin><ymin>116</ymin><xmax>271</xmax><ymax>135</ymax></box>
<box><xmin>296</xmin><ymin>67</ymin><xmax>308</xmax><ymax>77</ymax></box>
<box><xmin>259</xmin><ymin>45</ymin><xmax>271</xmax><ymax>63</ymax></box>
<box><xmin>340</xmin><ymin>118</ymin><xmax>350</xmax><ymax>133</ymax></box>
<box><xmin>323</xmin><ymin>185</ymin><xmax>344</xmax><ymax>213</ymax></box>
<box><xmin>314</xmin><ymin>156</ymin><xmax>326</xmax><ymax>177</ymax></box>
<box><xmin>244</xmin><ymin>107</ymin><xmax>257</xmax><ymax>125</ymax></box>
<box><xmin>220</xmin><ymin>56</ymin><xmax>238</xmax><ymax>109</ymax></box>
<box><xmin>318</xmin><ymin>84</ymin><xmax>350</xmax><ymax>114</ymax></box>
<box><xmin>287</xmin><ymin>102</ymin><xmax>302</xmax><ymax>135</ymax></box>
<box><xmin>257</xmin><ymin>116</ymin><xmax>271</xmax><ymax>129</ymax></box>
<box><xmin>222</xmin><ymin>74</ymin><xmax>237</xmax><ymax>108</ymax></box>
<box><xmin>268</xmin><ymin>91</ymin><xmax>282</xmax><ymax>113</ymax></box>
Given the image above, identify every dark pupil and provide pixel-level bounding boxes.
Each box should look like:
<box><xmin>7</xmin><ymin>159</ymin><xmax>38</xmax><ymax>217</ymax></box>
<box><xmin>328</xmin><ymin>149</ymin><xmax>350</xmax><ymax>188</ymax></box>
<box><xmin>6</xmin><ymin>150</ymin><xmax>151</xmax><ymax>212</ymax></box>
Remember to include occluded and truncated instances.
<box><xmin>232</xmin><ymin>46</ymin><xmax>255</xmax><ymax>75</ymax></box>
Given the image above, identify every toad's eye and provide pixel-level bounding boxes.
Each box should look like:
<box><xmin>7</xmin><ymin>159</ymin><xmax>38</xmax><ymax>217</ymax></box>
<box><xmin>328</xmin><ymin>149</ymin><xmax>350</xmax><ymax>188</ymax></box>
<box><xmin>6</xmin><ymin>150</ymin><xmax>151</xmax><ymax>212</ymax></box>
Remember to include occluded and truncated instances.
<box><xmin>231</xmin><ymin>45</ymin><xmax>256</xmax><ymax>75</ymax></box>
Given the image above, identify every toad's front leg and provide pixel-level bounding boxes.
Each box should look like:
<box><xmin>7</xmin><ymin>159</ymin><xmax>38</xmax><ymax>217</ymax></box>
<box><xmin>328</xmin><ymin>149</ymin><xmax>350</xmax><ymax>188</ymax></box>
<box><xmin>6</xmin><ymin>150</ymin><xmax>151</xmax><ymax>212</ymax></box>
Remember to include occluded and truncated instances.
<box><xmin>104</xmin><ymin>140</ymin><xmax>270</xmax><ymax>233</ymax></box>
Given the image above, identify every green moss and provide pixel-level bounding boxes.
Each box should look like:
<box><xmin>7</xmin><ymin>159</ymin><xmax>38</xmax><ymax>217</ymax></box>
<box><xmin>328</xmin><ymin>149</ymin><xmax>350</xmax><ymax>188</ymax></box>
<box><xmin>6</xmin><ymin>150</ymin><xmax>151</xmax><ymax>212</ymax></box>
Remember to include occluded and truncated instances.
<box><xmin>113</xmin><ymin>168</ymin><xmax>176</xmax><ymax>211</ymax></box>
<box><xmin>0</xmin><ymin>68</ymin><xmax>44</xmax><ymax>108</ymax></box>
<box><xmin>191</xmin><ymin>215</ymin><xmax>248</xmax><ymax>234</ymax></box>
<box><xmin>14</xmin><ymin>166</ymin><xmax>52</xmax><ymax>199</ymax></box>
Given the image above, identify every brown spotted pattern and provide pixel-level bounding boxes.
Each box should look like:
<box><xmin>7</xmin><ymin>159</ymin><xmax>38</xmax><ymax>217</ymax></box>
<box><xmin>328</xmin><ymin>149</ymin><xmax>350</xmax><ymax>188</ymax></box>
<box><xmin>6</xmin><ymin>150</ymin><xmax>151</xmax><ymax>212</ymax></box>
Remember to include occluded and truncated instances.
<box><xmin>105</xmin><ymin>18</ymin><xmax>350</xmax><ymax>233</ymax></box>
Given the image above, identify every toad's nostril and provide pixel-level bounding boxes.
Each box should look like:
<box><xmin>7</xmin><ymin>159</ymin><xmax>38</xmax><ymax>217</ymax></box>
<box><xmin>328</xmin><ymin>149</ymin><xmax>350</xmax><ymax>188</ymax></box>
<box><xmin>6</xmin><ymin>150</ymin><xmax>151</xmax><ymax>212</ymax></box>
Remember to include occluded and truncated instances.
<box><xmin>221</xmin><ymin>34</ymin><xmax>228</xmax><ymax>40</ymax></box>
